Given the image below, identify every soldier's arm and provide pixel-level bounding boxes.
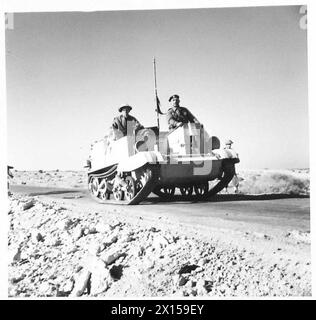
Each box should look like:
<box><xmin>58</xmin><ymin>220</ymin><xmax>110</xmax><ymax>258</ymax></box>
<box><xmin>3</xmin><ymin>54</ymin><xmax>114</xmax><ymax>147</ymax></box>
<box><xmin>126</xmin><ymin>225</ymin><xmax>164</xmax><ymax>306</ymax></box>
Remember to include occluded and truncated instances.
<box><xmin>185</xmin><ymin>108</ymin><xmax>199</xmax><ymax>123</ymax></box>
<box><xmin>112</xmin><ymin>118</ymin><xmax>118</xmax><ymax>129</ymax></box>
<box><xmin>131</xmin><ymin>116</ymin><xmax>144</xmax><ymax>131</ymax></box>
<box><xmin>167</xmin><ymin>109</ymin><xmax>180</xmax><ymax>128</ymax></box>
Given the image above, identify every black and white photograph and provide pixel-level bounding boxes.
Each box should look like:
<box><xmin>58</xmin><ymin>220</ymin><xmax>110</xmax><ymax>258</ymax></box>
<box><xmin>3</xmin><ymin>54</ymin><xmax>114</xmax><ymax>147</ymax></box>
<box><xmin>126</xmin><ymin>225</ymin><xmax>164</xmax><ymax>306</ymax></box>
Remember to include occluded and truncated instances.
<box><xmin>1</xmin><ymin>1</ymin><xmax>314</xmax><ymax>300</ymax></box>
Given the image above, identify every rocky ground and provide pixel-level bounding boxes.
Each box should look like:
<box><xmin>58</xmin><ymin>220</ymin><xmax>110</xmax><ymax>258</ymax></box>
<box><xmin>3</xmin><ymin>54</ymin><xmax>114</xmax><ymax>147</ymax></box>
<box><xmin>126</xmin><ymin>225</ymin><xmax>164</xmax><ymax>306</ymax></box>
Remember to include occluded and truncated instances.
<box><xmin>7</xmin><ymin>169</ymin><xmax>311</xmax><ymax>297</ymax></box>
<box><xmin>8</xmin><ymin>199</ymin><xmax>311</xmax><ymax>297</ymax></box>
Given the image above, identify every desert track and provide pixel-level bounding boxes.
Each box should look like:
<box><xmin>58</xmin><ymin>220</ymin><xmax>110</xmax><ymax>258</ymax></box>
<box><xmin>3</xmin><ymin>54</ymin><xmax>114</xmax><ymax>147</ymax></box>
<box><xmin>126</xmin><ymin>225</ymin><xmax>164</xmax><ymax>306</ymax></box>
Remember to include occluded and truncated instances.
<box><xmin>11</xmin><ymin>185</ymin><xmax>310</xmax><ymax>237</ymax></box>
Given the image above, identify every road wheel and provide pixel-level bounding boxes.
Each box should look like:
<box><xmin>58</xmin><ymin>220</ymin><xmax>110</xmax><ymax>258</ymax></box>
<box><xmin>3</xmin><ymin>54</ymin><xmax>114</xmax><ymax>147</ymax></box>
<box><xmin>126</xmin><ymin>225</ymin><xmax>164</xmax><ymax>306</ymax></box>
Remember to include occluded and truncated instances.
<box><xmin>125</xmin><ymin>176</ymin><xmax>136</xmax><ymax>201</ymax></box>
<box><xmin>113</xmin><ymin>187</ymin><xmax>124</xmax><ymax>201</ymax></box>
<box><xmin>179</xmin><ymin>186</ymin><xmax>193</xmax><ymax>196</ymax></box>
<box><xmin>89</xmin><ymin>177</ymin><xmax>100</xmax><ymax>197</ymax></box>
<box><xmin>194</xmin><ymin>182</ymin><xmax>209</xmax><ymax>196</ymax></box>
<box><xmin>163</xmin><ymin>187</ymin><xmax>175</xmax><ymax>196</ymax></box>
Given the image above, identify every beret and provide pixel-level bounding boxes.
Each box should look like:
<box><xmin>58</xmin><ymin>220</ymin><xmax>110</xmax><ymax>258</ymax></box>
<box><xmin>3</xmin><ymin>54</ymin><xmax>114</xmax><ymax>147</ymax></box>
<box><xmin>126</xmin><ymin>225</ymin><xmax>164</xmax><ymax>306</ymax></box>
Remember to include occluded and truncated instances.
<box><xmin>168</xmin><ymin>94</ymin><xmax>180</xmax><ymax>102</ymax></box>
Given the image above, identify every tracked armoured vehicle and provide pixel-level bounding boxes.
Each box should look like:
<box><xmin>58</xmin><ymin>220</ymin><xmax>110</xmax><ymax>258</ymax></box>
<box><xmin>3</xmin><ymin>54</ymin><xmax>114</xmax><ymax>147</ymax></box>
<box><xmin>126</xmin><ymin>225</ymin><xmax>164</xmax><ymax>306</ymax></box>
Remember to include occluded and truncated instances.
<box><xmin>86</xmin><ymin>122</ymin><xmax>240</xmax><ymax>205</ymax></box>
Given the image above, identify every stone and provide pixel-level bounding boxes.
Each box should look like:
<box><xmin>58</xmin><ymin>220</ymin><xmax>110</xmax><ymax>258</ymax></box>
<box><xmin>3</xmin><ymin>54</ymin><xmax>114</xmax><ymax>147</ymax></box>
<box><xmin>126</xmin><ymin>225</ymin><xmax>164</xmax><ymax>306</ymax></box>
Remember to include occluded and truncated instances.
<box><xmin>45</xmin><ymin>235</ymin><xmax>61</xmax><ymax>247</ymax></box>
<box><xmin>70</xmin><ymin>269</ymin><xmax>92</xmax><ymax>297</ymax></box>
<box><xmin>178</xmin><ymin>276</ymin><xmax>188</xmax><ymax>286</ymax></box>
<box><xmin>100</xmin><ymin>250</ymin><xmax>124</xmax><ymax>266</ymax></box>
<box><xmin>85</xmin><ymin>256</ymin><xmax>110</xmax><ymax>296</ymax></box>
<box><xmin>9</xmin><ymin>245</ymin><xmax>22</xmax><ymax>263</ymax></box>
<box><xmin>56</xmin><ymin>219</ymin><xmax>73</xmax><ymax>231</ymax></box>
<box><xmin>59</xmin><ymin>279</ymin><xmax>74</xmax><ymax>293</ymax></box>
<box><xmin>10</xmin><ymin>274</ymin><xmax>26</xmax><ymax>284</ymax></box>
<box><xmin>90</xmin><ymin>273</ymin><xmax>110</xmax><ymax>296</ymax></box>
<box><xmin>73</xmin><ymin>225</ymin><xmax>83</xmax><ymax>240</ymax></box>
<box><xmin>22</xmin><ymin>200</ymin><xmax>35</xmax><ymax>211</ymax></box>
<box><xmin>95</xmin><ymin>223</ymin><xmax>112</xmax><ymax>234</ymax></box>
<box><xmin>103</xmin><ymin>235</ymin><xmax>118</xmax><ymax>249</ymax></box>
<box><xmin>38</xmin><ymin>282</ymin><xmax>52</xmax><ymax>296</ymax></box>
<box><xmin>152</xmin><ymin>234</ymin><xmax>169</xmax><ymax>251</ymax></box>
<box><xmin>88</xmin><ymin>242</ymin><xmax>102</xmax><ymax>256</ymax></box>
<box><xmin>31</xmin><ymin>231</ymin><xmax>44</xmax><ymax>243</ymax></box>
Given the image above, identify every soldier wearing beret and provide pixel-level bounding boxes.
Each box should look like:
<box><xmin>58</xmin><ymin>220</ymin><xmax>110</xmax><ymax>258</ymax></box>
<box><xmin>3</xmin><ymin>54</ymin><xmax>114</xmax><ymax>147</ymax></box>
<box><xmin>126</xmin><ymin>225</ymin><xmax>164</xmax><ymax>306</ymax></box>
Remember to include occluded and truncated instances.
<box><xmin>112</xmin><ymin>104</ymin><xmax>144</xmax><ymax>139</ymax></box>
<box><xmin>166</xmin><ymin>94</ymin><xmax>199</xmax><ymax>131</ymax></box>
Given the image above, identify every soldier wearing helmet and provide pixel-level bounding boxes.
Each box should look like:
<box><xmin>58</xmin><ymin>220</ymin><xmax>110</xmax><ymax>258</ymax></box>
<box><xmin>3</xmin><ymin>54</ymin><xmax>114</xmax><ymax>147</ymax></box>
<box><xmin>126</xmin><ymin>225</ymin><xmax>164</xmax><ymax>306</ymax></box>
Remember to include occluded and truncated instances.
<box><xmin>112</xmin><ymin>104</ymin><xmax>144</xmax><ymax>139</ymax></box>
<box><xmin>224</xmin><ymin>139</ymin><xmax>234</xmax><ymax>149</ymax></box>
<box><xmin>166</xmin><ymin>94</ymin><xmax>200</xmax><ymax>131</ymax></box>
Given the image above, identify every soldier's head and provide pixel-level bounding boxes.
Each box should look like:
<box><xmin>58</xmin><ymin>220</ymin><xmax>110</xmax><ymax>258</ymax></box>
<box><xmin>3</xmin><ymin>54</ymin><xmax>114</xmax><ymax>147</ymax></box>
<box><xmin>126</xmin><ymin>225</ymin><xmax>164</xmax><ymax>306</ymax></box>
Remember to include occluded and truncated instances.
<box><xmin>169</xmin><ymin>94</ymin><xmax>180</xmax><ymax>107</ymax></box>
<box><xmin>225</xmin><ymin>139</ymin><xmax>233</xmax><ymax>149</ymax></box>
<box><xmin>119</xmin><ymin>104</ymin><xmax>132</xmax><ymax>117</ymax></box>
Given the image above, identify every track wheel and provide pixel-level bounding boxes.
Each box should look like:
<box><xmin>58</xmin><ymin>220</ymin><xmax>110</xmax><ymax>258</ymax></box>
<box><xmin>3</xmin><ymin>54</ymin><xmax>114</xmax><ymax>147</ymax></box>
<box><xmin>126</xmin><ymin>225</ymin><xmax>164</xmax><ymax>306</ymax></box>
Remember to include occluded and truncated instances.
<box><xmin>89</xmin><ymin>177</ymin><xmax>100</xmax><ymax>197</ymax></box>
<box><xmin>179</xmin><ymin>186</ymin><xmax>193</xmax><ymax>196</ymax></box>
<box><xmin>163</xmin><ymin>187</ymin><xmax>175</xmax><ymax>196</ymax></box>
<box><xmin>125</xmin><ymin>176</ymin><xmax>136</xmax><ymax>201</ymax></box>
<box><xmin>194</xmin><ymin>182</ymin><xmax>209</xmax><ymax>196</ymax></box>
<box><xmin>113</xmin><ymin>187</ymin><xmax>124</xmax><ymax>201</ymax></box>
<box><xmin>98</xmin><ymin>179</ymin><xmax>110</xmax><ymax>200</ymax></box>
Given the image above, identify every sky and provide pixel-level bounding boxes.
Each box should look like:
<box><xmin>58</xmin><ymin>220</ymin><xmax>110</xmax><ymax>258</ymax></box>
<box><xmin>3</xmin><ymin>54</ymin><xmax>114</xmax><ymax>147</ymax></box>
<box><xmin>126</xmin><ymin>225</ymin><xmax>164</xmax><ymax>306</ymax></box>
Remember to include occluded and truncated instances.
<box><xmin>5</xmin><ymin>5</ymin><xmax>309</xmax><ymax>170</ymax></box>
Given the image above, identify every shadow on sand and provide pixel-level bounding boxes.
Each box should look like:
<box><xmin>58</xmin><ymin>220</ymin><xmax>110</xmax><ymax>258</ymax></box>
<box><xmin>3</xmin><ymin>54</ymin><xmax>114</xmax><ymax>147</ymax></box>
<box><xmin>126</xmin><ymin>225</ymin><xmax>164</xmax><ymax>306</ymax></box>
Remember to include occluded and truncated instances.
<box><xmin>29</xmin><ymin>190</ymin><xmax>83</xmax><ymax>196</ymax></box>
<box><xmin>144</xmin><ymin>193</ymin><xmax>310</xmax><ymax>205</ymax></box>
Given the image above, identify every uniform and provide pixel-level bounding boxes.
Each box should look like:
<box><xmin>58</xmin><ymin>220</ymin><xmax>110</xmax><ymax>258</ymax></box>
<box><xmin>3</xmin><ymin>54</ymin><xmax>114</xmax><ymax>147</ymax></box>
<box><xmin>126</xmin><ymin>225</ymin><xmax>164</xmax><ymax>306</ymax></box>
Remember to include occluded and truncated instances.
<box><xmin>167</xmin><ymin>106</ymin><xmax>198</xmax><ymax>130</ymax></box>
<box><xmin>112</xmin><ymin>114</ymin><xmax>143</xmax><ymax>138</ymax></box>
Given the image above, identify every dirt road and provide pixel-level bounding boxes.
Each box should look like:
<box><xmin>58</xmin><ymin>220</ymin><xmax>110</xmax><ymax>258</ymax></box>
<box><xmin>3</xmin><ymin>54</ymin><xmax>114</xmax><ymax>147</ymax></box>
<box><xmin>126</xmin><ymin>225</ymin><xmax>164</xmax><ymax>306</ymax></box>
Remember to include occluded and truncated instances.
<box><xmin>11</xmin><ymin>185</ymin><xmax>310</xmax><ymax>237</ymax></box>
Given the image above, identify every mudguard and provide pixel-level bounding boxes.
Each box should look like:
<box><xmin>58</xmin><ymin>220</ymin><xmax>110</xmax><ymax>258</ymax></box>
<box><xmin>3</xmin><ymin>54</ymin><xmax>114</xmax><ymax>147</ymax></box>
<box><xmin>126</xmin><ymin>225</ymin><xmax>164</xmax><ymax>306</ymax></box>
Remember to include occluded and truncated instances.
<box><xmin>117</xmin><ymin>151</ymin><xmax>163</xmax><ymax>172</ymax></box>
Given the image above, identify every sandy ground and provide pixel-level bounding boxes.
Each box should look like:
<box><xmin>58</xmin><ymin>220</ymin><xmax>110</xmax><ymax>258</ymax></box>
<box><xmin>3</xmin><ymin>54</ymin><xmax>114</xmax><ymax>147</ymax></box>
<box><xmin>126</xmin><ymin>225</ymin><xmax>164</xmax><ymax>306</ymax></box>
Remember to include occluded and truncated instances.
<box><xmin>7</xmin><ymin>169</ymin><xmax>311</xmax><ymax>297</ymax></box>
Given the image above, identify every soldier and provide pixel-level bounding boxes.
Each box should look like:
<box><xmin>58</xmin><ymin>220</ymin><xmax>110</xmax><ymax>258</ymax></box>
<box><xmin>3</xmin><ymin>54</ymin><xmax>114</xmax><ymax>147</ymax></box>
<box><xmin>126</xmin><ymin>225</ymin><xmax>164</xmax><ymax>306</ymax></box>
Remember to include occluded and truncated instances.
<box><xmin>224</xmin><ymin>139</ymin><xmax>233</xmax><ymax>150</ymax></box>
<box><xmin>7</xmin><ymin>165</ymin><xmax>14</xmax><ymax>194</ymax></box>
<box><xmin>112</xmin><ymin>104</ymin><xmax>144</xmax><ymax>139</ymax></box>
<box><xmin>224</xmin><ymin>140</ymin><xmax>240</xmax><ymax>193</ymax></box>
<box><xmin>166</xmin><ymin>94</ymin><xmax>199</xmax><ymax>131</ymax></box>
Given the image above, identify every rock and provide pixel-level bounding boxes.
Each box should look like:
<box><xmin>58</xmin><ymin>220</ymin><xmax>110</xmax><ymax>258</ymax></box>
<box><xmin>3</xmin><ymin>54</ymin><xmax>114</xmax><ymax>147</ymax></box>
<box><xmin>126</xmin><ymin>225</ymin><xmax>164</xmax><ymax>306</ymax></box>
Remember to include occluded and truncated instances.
<box><xmin>9</xmin><ymin>245</ymin><xmax>22</xmax><ymax>263</ymax></box>
<box><xmin>83</xmin><ymin>228</ymin><xmax>90</xmax><ymax>236</ymax></box>
<box><xmin>88</xmin><ymin>242</ymin><xmax>103</xmax><ymax>256</ymax></box>
<box><xmin>197</xmin><ymin>258</ymin><xmax>208</xmax><ymax>267</ymax></box>
<box><xmin>38</xmin><ymin>282</ymin><xmax>52</xmax><ymax>296</ymax></box>
<box><xmin>57</xmin><ymin>279</ymin><xmax>74</xmax><ymax>296</ymax></box>
<box><xmin>179</xmin><ymin>264</ymin><xmax>199</xmax><ymax>275</ymax></box>
<box><xmin>73</xmin><ymin>225</ymin><xmax>83</xmax><ymax>240</ymax></box>
<box><xmin>85</xmin><ymin>256</ymin><xmax>110</xmax><ymax>296</ymax></box>
<box><xmin>196</xmin><ymin>279</ymin><xmax>212</xmax><ymax>294</ymax></box>
<box><xmin>286</xmin><ymin>230</ymin><xmax>310</xmax><ymax>244</ymax></box>
<box><xmin>10</xmin><ymin>274</ymin><xmax>26</xmax><ymax>284</ymax></box>
<box><xmin>22</xmin><ymin>200</ymin><xmax>35</xmax><ymax>211</ymax></box>
<box><xmin>45</xmin><ymin>235</ymin><xmax>62</xmax><ymax>247</ymax></box>
<box><xmin>100</xmin><ymin>250</ymin><xmax>124</xmax><ymax>266</ymax></box>
<box><xmin>56</xmin><ymin>219</ymin><xmax>73</xmax><ymax>231</ymax></box>
<box><xmin>90</xmin><ymin>273</ymin><xmax>110</xmax><ymax>296</ymax></box>
<box><xmin>46</xmin><ymin>209</ymin><xmax>56</xmax><ymax>215</ymax></box>
<box><xmin>67</xmin><ymin>245</ymin><xmax>80</xmax><ymax>254</ymax></box>
<box><xmin>152</xmin><ymin>234</ymin><xmax>169</xmax><ymax>251</ymax></box>
<box><xmin>253</xmin><ymin>232</ymin><xmax>271</xmax><ymax>240</ymax></box>
<box><xmin>190</xmin><ymin>289</ymin><xmax>198</xmax><ymax>296</ymax></box>
<box><xmin>70</xmin><ymin>269</ymin><xmax>92</xmax><ymax>297</ymax></box>
<box><xmin>179</xmin><ymin>276</ymin><xmax>188</xmax><ymax>286</ymax></box>
<box><xmin>121</xmin><ymin>235</ymin><xmax>133</xmax><ymax>243</ymax></box>
<box><xmin>143</xmin><ymin>258</ymin><xmax>155</xmax><ymax>271</ymax></box>
<box><xmin>103</xmin><ymin>235</ymin><xmax>118</xmax><ymax>248</ymax></box>
<box><xmin>95</xmin><ymin>223</ymin><xmax>112</xmax><ymax>234</ymax></box>
<box><xmin>31</xmin><ymin>231</ymin><xmax>44</xmax><ymax>242</ymax></box>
